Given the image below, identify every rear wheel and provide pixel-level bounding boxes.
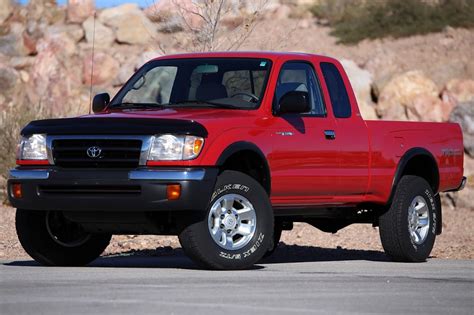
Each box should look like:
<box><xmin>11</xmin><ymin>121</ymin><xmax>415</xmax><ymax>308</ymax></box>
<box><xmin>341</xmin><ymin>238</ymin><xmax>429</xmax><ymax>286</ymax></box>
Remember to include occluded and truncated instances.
<box><xmin>16</xmin><ymin>209</ymin><xmax>111</xmax><ymax>266</ymax></box>
<box><xmin>179</xmin><ymin>170</ymin><xmax>273</xmax><ymax>270</ymax></box>
<box><xmin>379</xmin><ymin>175</ymin><xmax>438</xmax><ymax>262</ymax></box>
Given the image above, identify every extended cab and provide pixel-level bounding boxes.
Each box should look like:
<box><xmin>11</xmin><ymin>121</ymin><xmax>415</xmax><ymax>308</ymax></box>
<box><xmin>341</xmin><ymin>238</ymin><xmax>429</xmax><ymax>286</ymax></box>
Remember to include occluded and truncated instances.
<box><xmin>8</xmin><ymin>52</ymin><xmax>466</xmax><ymax>269</ymax></box>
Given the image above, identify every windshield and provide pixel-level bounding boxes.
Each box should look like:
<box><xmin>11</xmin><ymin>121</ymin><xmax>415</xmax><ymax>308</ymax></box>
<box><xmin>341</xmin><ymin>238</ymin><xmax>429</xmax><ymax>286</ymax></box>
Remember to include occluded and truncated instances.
<box><xmin>110</xmin><ymin>58</ymin><xmax>272</xmax><ymax>110</ymax></box>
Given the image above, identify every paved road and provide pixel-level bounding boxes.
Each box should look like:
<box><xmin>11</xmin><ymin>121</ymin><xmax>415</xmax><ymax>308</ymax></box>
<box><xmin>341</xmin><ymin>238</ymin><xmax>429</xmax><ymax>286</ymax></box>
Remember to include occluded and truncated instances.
<box><xmin>1</xmin><ymin>254</ymin><xmax>473</xmax><ymax>315</ymax></box>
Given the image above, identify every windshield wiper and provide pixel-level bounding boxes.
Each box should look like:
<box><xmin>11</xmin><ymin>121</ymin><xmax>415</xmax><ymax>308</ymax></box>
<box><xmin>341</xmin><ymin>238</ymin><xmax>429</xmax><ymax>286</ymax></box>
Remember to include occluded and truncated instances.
<box><xmin>110</xmin><ymin>102</ymin><xmax>165</xmax><ymax>109</ymax></box>
<box><xmin>165</xmin><ymin>100</ymin><xmax>239</xmax><ymax>109</ymax></box>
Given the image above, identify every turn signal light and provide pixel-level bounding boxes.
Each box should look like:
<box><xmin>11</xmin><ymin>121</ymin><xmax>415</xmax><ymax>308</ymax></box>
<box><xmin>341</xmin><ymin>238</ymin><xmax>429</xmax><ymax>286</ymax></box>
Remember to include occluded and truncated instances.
<box><xmin>11</xmin><ymin>183</ymin><xmax>22</xmax><ymax>199</ymax></box>
<box><xmin>167</xmin><ymin>184</ymin><xmax>181</xmax><ymax>200</ymax></box>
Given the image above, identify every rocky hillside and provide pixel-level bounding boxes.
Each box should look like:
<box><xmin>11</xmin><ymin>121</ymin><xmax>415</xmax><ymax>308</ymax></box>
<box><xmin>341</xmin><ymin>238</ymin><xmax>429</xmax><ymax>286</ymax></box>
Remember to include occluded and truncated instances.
<box><xmin>0</xmin><ymin>0</ymin><xmax>473</xmax><ymax>207</ymax></box>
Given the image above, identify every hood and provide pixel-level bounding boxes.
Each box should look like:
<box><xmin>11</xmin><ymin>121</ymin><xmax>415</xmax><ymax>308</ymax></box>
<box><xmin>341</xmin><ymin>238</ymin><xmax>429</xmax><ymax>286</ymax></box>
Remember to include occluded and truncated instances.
<box><xmin>22</xmin><ymin>114</ymin><xmax>208</xmax><ymax>137</ymax></box>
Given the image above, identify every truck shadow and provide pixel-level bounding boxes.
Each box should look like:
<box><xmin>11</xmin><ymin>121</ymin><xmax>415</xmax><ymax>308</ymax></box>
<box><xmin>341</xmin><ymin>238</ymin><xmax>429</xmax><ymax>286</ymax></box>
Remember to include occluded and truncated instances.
<box><xmin>5</xmin><ymin>243</ymin><xmax>389</xmax><ymax>269</ymax></box>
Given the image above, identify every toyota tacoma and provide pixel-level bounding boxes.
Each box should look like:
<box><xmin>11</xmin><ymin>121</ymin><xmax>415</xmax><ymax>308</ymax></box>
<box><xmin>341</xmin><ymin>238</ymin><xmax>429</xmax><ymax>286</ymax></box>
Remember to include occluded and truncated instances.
<box><xmin>8</xmin><ymin>52</ymin><xmax>466</xmax><ymax>269</ymax></box>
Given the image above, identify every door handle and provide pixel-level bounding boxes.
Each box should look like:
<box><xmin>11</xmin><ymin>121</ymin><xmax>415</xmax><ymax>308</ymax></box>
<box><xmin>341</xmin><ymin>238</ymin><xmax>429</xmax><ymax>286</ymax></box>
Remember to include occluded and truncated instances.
<box><xmin>324</xmin><ymin>130</ymin><xmax>336</xmax><ymax>140</ymax></box>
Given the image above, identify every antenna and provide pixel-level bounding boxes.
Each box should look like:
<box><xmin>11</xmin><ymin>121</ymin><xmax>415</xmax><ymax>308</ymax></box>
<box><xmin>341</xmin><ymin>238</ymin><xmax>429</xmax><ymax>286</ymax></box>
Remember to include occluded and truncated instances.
<box><xmin>88</xmin><ymin>10</ymin><xmax>97</xmax><ymax>114</ymax></box>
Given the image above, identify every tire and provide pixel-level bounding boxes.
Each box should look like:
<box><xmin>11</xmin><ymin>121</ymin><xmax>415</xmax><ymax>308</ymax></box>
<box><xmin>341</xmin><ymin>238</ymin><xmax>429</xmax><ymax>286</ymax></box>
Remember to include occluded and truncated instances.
<box><xmin>263</xmin><ymin>223</ymin><xmax>283</xmax><ymax>258</ymax></box>
<box><xmin>179</xmin><ymin>170</ymin><xmax>274</xmax><ymax>270</ymax></box>
<box><xmin>16</xmin><ymin>209</ymin><xmax>112</xmax><ymax>266</ymax></box>
<box><xmin>379</xmin><ymin>175</ymin><xmax>438</xmax><ymax>262</ymax></box>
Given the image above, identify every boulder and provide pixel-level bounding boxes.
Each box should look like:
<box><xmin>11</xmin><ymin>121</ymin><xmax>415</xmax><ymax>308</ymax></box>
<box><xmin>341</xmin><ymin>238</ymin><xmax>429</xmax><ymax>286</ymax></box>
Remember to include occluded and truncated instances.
<box><xmin>26</xmin><ymin>0</ymin><xmax>65</xmax><ymax>25</ymax></box>
<box><xmin>443</xmin><ymin>79</ymin><xmax>474</xmax><ymax>104</ymax></box>
<box><xmin>145</xmin><ymin>0</ymin><xmax>202</xmax><ymax>32</ymax></box>
<box><xmin>82</xmin><ymin>16</ymin><xmax>115</xmax><ymax>49</ymax></box>
<box><xmin>82</xmin><ymin>52</ymin><xmax>120</xmax><ymax>86</ymax></box>
<box><xmin>67</xmin><ymin>0</ymin><xmax>94</xmax><ymax>24</ymax></box>
<box><xmin>405</xmin><ymin>94</ymin><xmax>453</xmax><ymax>122</ymax></box>
<box><xmin>450</xmin><ymin>101</ymin><xmax>474</xmax><ymax>157</ymax></box>
<box><xmin>377</xmin><ymin>71</ymin><xmax>438</xmax><ymax>120</ymax></box>
<box><xmin>28</xmin><ymin>34</ymin><xmax>83</xmax><ymax>115</ymax></box>
<box><xmin>0</xmin><ymin>64</ymin><xmax>20</xmax><ymax>95</ymax></box>
<box><xmin>99</xmin><ymin>4</ymin><xmax>156</xmax><ymax>45</ymax></box>
<box><xmin>0</xmin><ymin>0</ymin><xmax>13</xmax><ymax>24</ymax></box>
<box><xmin>0</xmin><ymin>23</ymin><xmax>36</xmax><ymax>56</ymax></box>
<box><xmin>9</xmin><ymin>56</ymin><xmax>36</xmax><ymax>69</ymax></box>
<box><xmin>46</xmin><ymin>24</ymin><xmax>85</xmax><ymax>43</ymax></box>
<box><xmin>340</xmin><ymin>59</ymin><xmax>377</xmax><ymax>120</ymax></box>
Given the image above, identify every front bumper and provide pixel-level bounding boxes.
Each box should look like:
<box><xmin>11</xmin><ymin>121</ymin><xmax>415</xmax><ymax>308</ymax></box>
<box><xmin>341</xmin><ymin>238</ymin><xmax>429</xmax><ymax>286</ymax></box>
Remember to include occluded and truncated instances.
<box><xmin>8</xmin><ymin>167</ymin><xmax>218</xmax><ymax>212</ymax></box>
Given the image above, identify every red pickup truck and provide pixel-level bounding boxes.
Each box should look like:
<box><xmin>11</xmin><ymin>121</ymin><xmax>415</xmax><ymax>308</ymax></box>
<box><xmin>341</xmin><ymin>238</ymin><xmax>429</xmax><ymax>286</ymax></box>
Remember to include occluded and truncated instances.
<box><xmin>8</xmin><ymin>52</ymin><xmax>466</xmax><ymax>270</ymax></box>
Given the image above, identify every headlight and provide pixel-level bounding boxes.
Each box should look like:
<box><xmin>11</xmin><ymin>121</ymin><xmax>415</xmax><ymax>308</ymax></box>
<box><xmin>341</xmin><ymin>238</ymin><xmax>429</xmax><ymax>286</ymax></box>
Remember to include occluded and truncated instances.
<box><xmin>148</xmin><ymin>135</ymin><xmax>204</xmax><ymax>161</ymax></box>
<box><xmin>17</xmin><ymin>134</ymin><xmax>48</xmax><ymax>160</ymax></box>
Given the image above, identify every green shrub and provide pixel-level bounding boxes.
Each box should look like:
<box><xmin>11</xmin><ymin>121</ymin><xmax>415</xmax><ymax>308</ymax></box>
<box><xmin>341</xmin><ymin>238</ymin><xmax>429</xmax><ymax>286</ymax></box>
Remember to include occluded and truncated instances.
<box><xmin>310</xmin><ymin>0</ymin><xmax>474</xmax><ymax>44</ymax></box>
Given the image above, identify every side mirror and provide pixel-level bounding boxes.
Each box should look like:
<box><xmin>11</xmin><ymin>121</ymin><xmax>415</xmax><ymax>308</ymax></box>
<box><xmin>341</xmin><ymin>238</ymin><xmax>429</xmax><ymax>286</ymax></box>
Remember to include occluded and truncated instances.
<box><xmin>277</xmin><ymin>91</ymin><xmax>310</xmax><ymax>115</ymax></box>
<box><xmin>92</xmin><ymin>93</ymin><xmax>110</xmax><ymax>113</ymax></box>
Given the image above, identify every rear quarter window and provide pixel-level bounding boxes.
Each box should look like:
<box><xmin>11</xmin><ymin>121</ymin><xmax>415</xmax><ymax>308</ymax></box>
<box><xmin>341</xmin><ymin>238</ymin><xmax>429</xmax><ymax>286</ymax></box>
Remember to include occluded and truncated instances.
<box><xmin>320</xmin><ymin>62</ymin><xmax>351</xmax><ymax>118</ymax></box>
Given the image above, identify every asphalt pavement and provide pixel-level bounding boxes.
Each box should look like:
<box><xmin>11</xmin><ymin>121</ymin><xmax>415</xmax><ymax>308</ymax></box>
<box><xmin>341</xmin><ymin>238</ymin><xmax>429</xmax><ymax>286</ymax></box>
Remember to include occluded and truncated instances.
<box><xmin>1</xmin><ymin>253</ymin><xmax>473</xmax><ymax>315</ymax></box>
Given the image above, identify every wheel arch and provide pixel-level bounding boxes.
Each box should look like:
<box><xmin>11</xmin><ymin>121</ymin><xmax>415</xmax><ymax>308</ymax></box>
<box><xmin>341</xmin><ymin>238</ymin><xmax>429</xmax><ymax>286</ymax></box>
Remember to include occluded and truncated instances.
<box><xmin>216</xmin><ymin>141</ymin><xmax>271</xmax><ymax>195</ymax></box>
<box><xmin>389</xmin><ymin>147</ymin><xmax>440</xmax><ymax>203</ymax></box>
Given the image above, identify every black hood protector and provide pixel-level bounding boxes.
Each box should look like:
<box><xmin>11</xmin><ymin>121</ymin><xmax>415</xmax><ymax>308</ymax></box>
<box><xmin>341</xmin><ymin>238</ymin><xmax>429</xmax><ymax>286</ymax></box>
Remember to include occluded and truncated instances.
<box><xmin>21</xmin><ymin>117</ymin><xmax>208</xmax><ymax>137</ymax></box>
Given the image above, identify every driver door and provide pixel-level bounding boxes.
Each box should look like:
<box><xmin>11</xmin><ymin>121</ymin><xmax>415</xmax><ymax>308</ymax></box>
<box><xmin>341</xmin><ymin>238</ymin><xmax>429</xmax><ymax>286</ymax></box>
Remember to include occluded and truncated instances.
<box><xmin>269</xmin><ymin>61</ymin><xmax>339</xmax><ymax>206</ymax></box>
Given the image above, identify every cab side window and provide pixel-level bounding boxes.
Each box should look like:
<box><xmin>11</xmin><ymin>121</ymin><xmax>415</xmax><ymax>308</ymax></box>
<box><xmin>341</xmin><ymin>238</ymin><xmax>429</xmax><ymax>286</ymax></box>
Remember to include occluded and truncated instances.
<box><xmin>320</xmin><ymin>62</ymin><xmax>351</xmax><ymax>118</ymax></box>
<box><xmin>274</xmin><ymin>62</ymin><xmax>326</xmax><ymax>116</ymax></box>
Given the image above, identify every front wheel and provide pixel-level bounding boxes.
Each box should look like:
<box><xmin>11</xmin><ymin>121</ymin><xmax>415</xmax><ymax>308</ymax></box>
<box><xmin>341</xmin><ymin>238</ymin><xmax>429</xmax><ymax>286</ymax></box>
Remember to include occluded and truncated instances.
<box><xmin>379</xmin><ymin>175</ymin><xmax>438</xmax><ymax>262</ymax></box>
<box><xmin>16</xmin><ymin>209</ymin><xmax>112</xmax><ymax>266</ymax></box>
<box><xmin>179</xmin><ymin>170</ymin><xmax>274</xmax><ymax>270</ymax></box>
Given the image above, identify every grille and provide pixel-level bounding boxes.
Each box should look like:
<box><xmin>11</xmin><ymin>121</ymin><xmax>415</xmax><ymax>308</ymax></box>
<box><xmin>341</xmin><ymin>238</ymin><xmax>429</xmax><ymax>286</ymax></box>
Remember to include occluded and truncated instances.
<box><xmin>52</xmin><ymin>139</ymin><xmax>142</xmax><ymax>168</ymax></box>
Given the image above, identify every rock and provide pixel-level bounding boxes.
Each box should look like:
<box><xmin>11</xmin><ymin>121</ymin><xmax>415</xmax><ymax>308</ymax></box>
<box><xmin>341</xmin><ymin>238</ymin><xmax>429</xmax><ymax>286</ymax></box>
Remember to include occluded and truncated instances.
<box><xmin>145</xmin><ymin>0</ymin><xmax>202</xmax><ymax>32</ymax></box>
<box><xmin>443</xmin><ymin>79</ymin><xmax>474</xmax><ymax>103</ymax></box>
<box><xmin>405</xmin><ymin>94</ymin><xmax>453</xmax><ymax>122</ymax></box>
<box><xmin>340</xmin><ymin>59</ymin><xmax>377</xmax><ymax>120</ymax></box>
<box><xmin>0</xmin><ymin>23</ymin><xmax>36</xmax><ymax>56</ymax></box>
<box><xmin>40</xmin><ymin>32</ymin><xmax>77</xmax><ymax>57</ymax></box>
<box><xmin>377</xmin><ymin>71</ymin><xmax>438</xmax><ymax>119</ymax></box>
<box><xmin>26</xmin><ymin>0</ymin><xmax>65</xmax><ymax>25</ymax></box>
<box><xmin>358</xmin><ymin>101</ymin><xmax>378</xmax><ymax>120</ymax></box>
<box><xmin>0</xmin><ymin>0</ymin><xmax>13</xmax><ymax>24</ymax></box>
<box><xmin>135</xmin><ymin>50</ymin><xmax>162</xmax><ymax>69</ymax></box>
<box><xmin>9</xmin><ymin>56</ymin><xmax>35</xmax><ymax>69</ymax></box>
<box><xmin>0</xmin><ymin>64</ymin><xmax>20</xmax><ymax>94</ymax></box>
<box><xmin>82</xmin><ymin>16</ymin><xmax>115</xmax><ymax>49</ymax></box>
<box><xmin>28</xmin><ymin>34</ymin><xmax>83</xmax><ymax>115</ymax></box>
<box><xmin>67</xmin><ymin>0</ymin><xmax>94</xmax><ymax>24</ymax></box>
<box><xmin>19</xmin><ymin>70</ymin><xmax>29</xmax><ymax>82</ymax></box>
<box><xmin>46</xmin><ymin>24</ymin><xmax>85</xmax><ymax>43</ymax></box>
<box><xmin>98</xmin><ymin>3</ymin><xmax>140</xmax><ymax>22</ymax></box>
<box><xmin>99</xmin><ymin>4</ymin><xmax>156</xmax><ymax>45</ymax></box>
<box><xmin>82</xmin><ymin>52</ymin><xmax>119</xmax><ymax>86</ymax></box>
<box><xmin>113</xmin><ymin>61</ymin><xmax>135</xmax><ymax>87</ymax></box>
<box><xmin>450</xmin><ymin>101</ymin><xmax>474</xmax><ymax>157</ymax></box>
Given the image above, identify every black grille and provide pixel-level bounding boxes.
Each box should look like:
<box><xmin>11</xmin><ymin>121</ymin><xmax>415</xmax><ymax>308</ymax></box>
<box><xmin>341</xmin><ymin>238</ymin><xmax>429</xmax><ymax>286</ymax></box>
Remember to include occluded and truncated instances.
<box><xmin>52</xmin><ymin>139</ymin><xmax>142</xmax><ymax>168</ymax></box>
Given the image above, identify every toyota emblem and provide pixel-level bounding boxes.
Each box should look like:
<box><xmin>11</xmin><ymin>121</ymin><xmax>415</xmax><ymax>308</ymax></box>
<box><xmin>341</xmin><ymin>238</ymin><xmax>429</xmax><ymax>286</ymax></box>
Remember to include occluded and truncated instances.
<box><xmin>86</xmin><ymin>146</ymin><xmax>102</xmax><ymax>158</ymax></box>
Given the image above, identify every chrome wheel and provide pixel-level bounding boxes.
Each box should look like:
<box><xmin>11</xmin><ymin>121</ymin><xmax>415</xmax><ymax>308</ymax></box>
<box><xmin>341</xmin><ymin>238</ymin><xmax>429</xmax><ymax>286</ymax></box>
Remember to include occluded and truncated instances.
<box><xmin>408</xmin><ymin>196</ymin><xmax>430</xmax><ymax>245</ymax></box>
<box><xmin>207</xmin><ymin>194</ymin><xmax>257</xmax><ymax>251</ymax></box>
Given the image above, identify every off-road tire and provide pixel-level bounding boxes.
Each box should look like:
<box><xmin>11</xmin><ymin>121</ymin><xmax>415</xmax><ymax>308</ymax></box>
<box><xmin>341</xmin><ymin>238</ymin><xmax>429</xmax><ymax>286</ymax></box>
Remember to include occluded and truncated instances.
<box><xmin>16</xmin><ymin>209</ymin><xmax>112</xmax><ymax>266</ymax></box>
<box><xmin>179</xmin><ymin>170</ymin><xmax>274</xmax><ymax>270</ymax></box>
<box><xmin>379</xmin><ymin>175</ymin><xmax>438</xmax><ymax>262</ymax></box>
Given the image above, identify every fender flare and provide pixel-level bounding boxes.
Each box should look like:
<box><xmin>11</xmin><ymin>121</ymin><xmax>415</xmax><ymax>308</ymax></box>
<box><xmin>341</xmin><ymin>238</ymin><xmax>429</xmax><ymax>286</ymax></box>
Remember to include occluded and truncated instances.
<box><xmin>216</xmin><ymin>141</ymin><xmax>271</xmax><ymax>194</ymax></box>
<box><xmin>389</xmin><ymin>148</ymin><xmax>439</xmax><ymax>203</ymax></box>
